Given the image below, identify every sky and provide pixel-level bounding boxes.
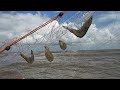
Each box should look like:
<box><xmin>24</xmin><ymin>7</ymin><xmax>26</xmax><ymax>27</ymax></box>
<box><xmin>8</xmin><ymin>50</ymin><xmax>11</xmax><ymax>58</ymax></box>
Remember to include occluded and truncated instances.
<box><xmin>0</xmin><ymin>11</ymin><xmax>120</xmax><ymax>52</ymax></box>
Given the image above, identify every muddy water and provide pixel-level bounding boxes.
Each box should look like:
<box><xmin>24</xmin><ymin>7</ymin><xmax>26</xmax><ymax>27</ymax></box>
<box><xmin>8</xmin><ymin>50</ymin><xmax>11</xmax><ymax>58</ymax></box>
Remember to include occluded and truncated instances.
<box><xmin>0</xmin><ymin>49</ymin><xmax>120</xmax><ymax>79</ymax></box>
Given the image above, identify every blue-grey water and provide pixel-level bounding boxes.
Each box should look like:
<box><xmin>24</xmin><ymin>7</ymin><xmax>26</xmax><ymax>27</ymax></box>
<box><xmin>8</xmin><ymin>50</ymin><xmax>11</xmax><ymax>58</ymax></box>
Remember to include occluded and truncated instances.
<box><xmin>0</xmin><ymin>49</ymin><xmax>120</xmax><ymax>79</ymax></box>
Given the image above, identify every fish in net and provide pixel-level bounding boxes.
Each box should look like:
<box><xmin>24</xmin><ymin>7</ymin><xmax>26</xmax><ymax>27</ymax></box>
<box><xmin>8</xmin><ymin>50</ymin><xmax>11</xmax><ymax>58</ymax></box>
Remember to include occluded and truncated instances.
<box><xmin>20</xmin><ymin>50</ymin><xmax>34</xmax><ymax>64</ymax></box>
<box><xmin>62</xmin><ymin>16</ymin><xmax>92</xmax><ymax>38</ymax></box>
<box><xmin>44</xmin><ymin>46</ymin><xmax>54</xmax><ymax>62</ymax></box>
<box><xmin>59</xmin><ymin>39</ymin><xmax>67</xmax><ymax>50</ymax></box>
<box><xmin>0</xmin><ymin>11</ymin><xmax>95</xmax><ymax>64</ymax></box>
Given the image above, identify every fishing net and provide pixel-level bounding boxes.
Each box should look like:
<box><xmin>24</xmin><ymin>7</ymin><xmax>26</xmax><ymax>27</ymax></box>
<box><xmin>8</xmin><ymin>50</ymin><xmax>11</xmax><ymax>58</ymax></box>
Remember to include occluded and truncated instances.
<box><xmin>0</xmin><ymin>11</ymin><xmax>120</xmax><ymax>67</ymax></box>
<box><xmin>0</xmin><ymin>11</ymin><xmax>96</xmax><ymax>64</ymax></box>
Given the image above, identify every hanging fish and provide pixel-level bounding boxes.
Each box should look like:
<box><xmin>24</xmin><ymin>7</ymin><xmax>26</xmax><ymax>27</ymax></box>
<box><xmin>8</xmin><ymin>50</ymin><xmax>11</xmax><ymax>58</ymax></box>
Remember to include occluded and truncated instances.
<box><xmin>59</xmin><ymin>40</ymin><xmax>67</xmax><ymax>50</ymax></box>
<box><xmin>20</xmin><ymin>50</ymin><xmax>34</xmax><ymax>64</ymax></box>
<box><xmin>44</xmin><ymin>46</ymin><xmax>54</xmax><ymax>62</ymax></box>
<box><xmin>63</xmin><ymin>16</ymin><xmax>92</xmax><ymax>38</ymax></box>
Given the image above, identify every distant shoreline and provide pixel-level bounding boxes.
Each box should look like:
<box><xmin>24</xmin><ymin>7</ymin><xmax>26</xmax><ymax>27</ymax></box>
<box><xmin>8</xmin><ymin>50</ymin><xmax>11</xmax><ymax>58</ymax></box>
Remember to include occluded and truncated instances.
<box><xmin>4</xmin><ymin>48</ymin><xmax>120</xmax><ymax>54</ymax></box>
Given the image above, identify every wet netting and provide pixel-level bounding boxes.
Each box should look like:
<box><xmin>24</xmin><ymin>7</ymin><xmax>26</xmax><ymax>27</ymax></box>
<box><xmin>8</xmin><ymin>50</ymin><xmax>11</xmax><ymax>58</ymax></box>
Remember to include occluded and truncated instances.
<box><xmin>0</xmin><ymin>11</ymin><xmax>95</xmax><ymax>64</ymax></box>
<box><xmin>0</xmin><ymin>11</ymin><xmax>120</xmax><ymax>79</ymax></box>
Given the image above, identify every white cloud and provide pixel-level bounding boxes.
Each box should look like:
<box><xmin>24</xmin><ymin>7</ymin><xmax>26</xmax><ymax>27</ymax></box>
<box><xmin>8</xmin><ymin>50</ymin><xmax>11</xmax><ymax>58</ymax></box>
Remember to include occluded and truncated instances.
<box><xmin>94</xmin><ymin>11</ymin><xmax>120</xmax><ymax>26</ymax></box>
<box><xmin>21</xmin><ymin>20</ymin><xmax>60</xmax><ymax>44</ymax></box>
<box><xmin>54</xmin><ymin>11</ymin><xmax>63</xmax><ymax>13</ymax></box>
<box><xmin>60</xmin><ymin>19</ymin><xmax>120</xmax><ymax>50</ymax></box>
<box><xmin>0</xmin><ymin>12</ymin><xmax>53</xmax><ymax>44</ymax></box>
<box><xmin>0</xmin><ymin>11</ymin><xmax>120</xmax><ymax>52</ymax></box>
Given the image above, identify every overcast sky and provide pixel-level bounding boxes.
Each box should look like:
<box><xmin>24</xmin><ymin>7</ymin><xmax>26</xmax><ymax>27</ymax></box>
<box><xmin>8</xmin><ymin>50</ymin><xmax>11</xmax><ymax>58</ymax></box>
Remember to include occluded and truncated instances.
<box><xmin>0</xmin><ymin>11</ymin><xmax>120</xmax><ymax>52</ymax></box>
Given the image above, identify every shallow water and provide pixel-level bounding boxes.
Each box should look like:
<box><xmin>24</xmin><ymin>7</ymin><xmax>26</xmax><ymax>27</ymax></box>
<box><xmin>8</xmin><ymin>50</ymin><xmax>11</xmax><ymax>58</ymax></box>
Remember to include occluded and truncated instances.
<box><xmin>0</xmin><ymin>49</ymin><xmax>120</xmax><ymax>79</ymax></box>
